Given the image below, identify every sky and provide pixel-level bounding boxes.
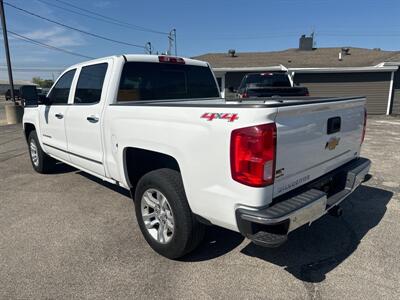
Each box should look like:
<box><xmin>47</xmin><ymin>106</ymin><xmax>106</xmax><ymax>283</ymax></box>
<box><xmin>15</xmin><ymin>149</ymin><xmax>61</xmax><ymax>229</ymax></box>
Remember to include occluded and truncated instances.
<box><xmin>1</xmin><ymin>0</ymin><xmax>400</xmax><ymax>80</ymax></box>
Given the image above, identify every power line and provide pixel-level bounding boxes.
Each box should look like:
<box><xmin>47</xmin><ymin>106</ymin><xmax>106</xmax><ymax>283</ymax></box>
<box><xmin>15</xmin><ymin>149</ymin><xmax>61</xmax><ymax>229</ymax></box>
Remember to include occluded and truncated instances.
<box><xmin>36</xmin><ymin>0</ymin><xmax>168</xmax><ymax>35</ymax></box>
<box><xmin>4</xmin><ymin>2</ymin><xmax>147</xmax><ymax>49</ymax></box>
<box><xmin>319</xmin><ymin>32</ymin><xmax>400</xmax><ymax>37</ymax></box>
<box><xmin>53</xmin><ymin>0</ymin><xmax>168</xmax><ymax>35</ymax></box>
<box><xmin>7</xmin><ymin>30</ymin><xmax>95</xmax><ymax>59</ymax></box>
<box><xmin>210</xmin><ymin>33</ymin><xmax>300</xmax><ymax>40</ymax></box>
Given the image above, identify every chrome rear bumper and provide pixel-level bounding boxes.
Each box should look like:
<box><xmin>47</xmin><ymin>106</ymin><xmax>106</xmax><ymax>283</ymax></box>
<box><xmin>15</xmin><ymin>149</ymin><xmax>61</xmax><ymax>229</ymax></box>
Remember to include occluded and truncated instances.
<box><xmin>236</xmin><ymin>157</ymin><xmax>371</xmax><ymax>247</ymax></box>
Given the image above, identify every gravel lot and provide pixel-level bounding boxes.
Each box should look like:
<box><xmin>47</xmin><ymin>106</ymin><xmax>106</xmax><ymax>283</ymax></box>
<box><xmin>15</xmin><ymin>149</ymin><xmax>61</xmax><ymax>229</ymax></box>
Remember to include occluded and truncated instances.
<box><xmin>0</xmin><ymin>116</ymin><xmax>399</xmax><ymax>299</ymax></box>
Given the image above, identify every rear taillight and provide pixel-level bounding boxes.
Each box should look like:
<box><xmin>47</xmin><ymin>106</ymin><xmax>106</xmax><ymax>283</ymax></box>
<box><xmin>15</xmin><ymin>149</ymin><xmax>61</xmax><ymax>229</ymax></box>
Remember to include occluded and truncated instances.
<box><xmin>239</xmin><ymin>92</ymin><xmax>249</xmax><ymax>98</ymax></box>
<box><xmin>158</xmin><ymin>55</ymin><xmax>185</xmax><ymax>64</ymax></box>
<box><xmin>230</xmin><ymin>123</ymin><xmax>276</xmax><ymax>187</ymax></box>
<box><xmin>361</xmin><ymin>108</ymin><xmax>367</xmax><ymax>144</ymax></box>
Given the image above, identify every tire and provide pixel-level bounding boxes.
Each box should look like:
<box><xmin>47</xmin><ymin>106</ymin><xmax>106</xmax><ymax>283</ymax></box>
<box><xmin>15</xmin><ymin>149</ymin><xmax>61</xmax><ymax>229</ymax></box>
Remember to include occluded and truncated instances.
<box><xmin>28</xmin><ymin>130</ymin><xmax>56</xmax><ymax>174</ymax></box>
<box><xmin>134</xmin><ymin>168</ymin><xmax>205</xmax><ymax>259</ymax></box>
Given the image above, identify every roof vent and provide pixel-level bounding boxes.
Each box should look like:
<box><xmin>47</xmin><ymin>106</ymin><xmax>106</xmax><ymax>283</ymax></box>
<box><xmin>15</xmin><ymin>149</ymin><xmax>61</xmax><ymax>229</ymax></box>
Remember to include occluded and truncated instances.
<box><xmin>341</xmin><ymin>47</ymin><xmax>350</xmax><ymax>55</ymax></box>
<box><xmin>228</xmin><ymin>49</ymin><xmax>236</xmax><ymax>57</ymax></box>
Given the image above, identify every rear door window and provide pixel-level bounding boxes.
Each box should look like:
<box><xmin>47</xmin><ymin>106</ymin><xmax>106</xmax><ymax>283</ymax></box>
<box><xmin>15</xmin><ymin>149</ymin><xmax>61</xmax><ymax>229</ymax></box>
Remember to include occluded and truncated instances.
<box><xmin>117</xmin><ymin>62</ymin><xmax>219</xmax><ymax>101</ymax></box>
<box><xmin>74</xmin><ymin>63</ymin><xmax>108</xmax><ymax>104</ymax></box>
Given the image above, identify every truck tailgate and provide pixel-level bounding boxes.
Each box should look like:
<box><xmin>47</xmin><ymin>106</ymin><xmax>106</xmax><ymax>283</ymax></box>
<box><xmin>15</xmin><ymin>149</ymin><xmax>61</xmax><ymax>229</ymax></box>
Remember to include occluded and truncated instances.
<box><xmin>273</xmin><ymin>97</ymin><xmax>366</xmax><ymax>197</ymax></box>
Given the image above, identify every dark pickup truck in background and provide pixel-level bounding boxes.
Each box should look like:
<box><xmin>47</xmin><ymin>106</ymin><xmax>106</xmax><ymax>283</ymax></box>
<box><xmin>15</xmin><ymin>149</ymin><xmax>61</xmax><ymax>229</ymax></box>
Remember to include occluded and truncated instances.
<box><xmin>233</xmin><ymin>72</ymin><xmax>309</xmax><ymax>98</ymax></box>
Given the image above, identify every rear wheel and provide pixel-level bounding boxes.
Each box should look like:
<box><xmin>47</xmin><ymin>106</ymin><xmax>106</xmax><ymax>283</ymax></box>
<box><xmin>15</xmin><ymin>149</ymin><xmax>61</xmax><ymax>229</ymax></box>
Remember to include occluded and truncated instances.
<box><xmin>28</xmin><ymin>131</ymin><xmax>56</xmax><ymax>174</ymax></box>
<box><xmin>134</xmin><ymin>168</ymin><xmax>205</xmax><ymax>259</ymax></box>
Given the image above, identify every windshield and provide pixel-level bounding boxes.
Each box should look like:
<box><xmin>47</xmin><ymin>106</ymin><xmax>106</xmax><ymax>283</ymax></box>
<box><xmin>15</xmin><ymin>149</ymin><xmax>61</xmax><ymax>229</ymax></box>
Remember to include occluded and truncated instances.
<box><xmin>117</xmin><ymin>62</ymin><xmax>220</xmax><ymax>101</ymax></box>
<box><xmin>241</xmin><ymin>73</ymin><xmax>291</xmax><ymax>88</ymax></box>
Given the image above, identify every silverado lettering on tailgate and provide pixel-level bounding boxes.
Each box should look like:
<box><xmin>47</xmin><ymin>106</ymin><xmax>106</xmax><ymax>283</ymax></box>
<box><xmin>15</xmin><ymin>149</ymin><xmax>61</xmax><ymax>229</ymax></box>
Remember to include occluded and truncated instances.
<box><xmin>277</xmin><ymin>175</ymin><xmax>310</xmax><ymax>195</ymax></box>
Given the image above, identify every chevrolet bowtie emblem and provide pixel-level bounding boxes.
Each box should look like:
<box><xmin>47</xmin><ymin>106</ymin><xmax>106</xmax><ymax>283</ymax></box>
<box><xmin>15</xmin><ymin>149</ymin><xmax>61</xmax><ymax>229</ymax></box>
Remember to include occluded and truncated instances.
<box><xmin>325</xmin><ymin>137</ymin><xmax>340</xmax><ymax>150</ymax></box>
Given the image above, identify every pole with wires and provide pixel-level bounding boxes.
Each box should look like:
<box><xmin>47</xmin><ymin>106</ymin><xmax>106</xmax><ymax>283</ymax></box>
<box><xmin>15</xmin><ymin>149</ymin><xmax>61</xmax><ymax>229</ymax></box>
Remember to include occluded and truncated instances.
<box><xmin>173</xmin><ymin>29</ymin><xmax>177</xmax><ymax>56</ymax></box>
<box><xmin>0</xmin><ymin>0</ymin><xmax>15</xmax><ymax>102</ymax></box>
<box><xmin>167</xmin><ymin>29</ymin><xmax>177</xmax><ymax>56</ymax></box>
<box><xmin>145</xmin><ymin>42</ymin><xmax>152</xmax><ymax>54</ymax></box>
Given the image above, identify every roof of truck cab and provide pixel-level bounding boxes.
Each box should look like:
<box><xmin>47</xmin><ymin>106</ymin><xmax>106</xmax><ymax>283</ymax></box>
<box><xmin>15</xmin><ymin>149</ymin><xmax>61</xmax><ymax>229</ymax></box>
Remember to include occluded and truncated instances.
<box><xmin>123</xmin><ymin>54</ymin><xmax>209</xmax><ymax>67</ymax></box>
<box><xmin>67</xmin><ymin>54</ymin><xmax>209</xmax><ymax>70</ymax></box>
<box><xmin>64</xmin><ymin>55</ymin><xmax>118</xmax><ymax>70</ymax></box>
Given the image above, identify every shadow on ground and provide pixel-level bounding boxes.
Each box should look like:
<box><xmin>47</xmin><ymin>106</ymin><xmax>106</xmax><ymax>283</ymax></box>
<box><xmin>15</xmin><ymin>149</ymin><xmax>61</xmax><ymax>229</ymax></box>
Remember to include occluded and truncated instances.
<box><xmin>181</xmin><ymin>226</ymin><xmax>245</xmax><ymax>262</ymax></box>
<box><xmin>240</xmin><ymin>185</ymin><xmax>392</xmax><ymax>282</ymax></box>
<box><xmin>49</xmin><ymin>162</ymin><xmax>77</xmax><ymax>174</ymax></box>
<box><xmin>77</xmin><ymin>171</ymin><xmax>132</xmax><ymax>198</ymax></box>
<box><xmin>48</xmin><ymin>162</ymin><xmax>131</xmax><ymax>198</ymax></box>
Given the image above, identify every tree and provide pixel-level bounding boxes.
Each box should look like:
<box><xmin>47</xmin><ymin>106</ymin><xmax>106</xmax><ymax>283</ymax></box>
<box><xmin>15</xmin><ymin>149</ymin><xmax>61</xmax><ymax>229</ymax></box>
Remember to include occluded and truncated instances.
<box><xmin>32</xmin><ymin>77</ymin><xmax>54</xmax><ymax>88</ymax></box>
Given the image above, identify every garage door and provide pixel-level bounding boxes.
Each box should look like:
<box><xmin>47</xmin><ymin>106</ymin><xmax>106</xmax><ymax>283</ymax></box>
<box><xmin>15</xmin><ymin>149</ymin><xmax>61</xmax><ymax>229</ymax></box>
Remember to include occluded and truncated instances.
<box><xmin>294</xmin><ymin>72</ymin><xmax>391</xmax><ymax>114</ymax></box>
<box><xmin>391</xmin><ymin>70</ymin><xmax>400</xmax><ymax>115</ymax></box>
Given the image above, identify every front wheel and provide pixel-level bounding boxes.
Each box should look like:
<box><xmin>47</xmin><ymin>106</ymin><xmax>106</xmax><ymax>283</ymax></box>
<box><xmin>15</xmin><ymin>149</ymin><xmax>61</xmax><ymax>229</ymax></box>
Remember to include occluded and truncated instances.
<box><xmin>134</xmin><ymin>168</ymin><xmax>205</xmax><ymax>259</ymax></box>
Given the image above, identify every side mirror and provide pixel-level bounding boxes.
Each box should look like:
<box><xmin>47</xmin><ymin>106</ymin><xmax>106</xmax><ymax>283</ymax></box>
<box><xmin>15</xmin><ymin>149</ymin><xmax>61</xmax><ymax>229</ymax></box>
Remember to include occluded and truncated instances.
<box><xmin>38</xmin><ymin>95</ymin><xmax>52</xmax><ymax>105</ymax></box>
<box><xmin>20</xmin><ymin>85</ymin><xmax>38</xmax><ymax>106</ymax></box>
<box><xmin>228</xmin><ymin>86</ymin><xmax>237</xmax><ymax>93</ymax></box>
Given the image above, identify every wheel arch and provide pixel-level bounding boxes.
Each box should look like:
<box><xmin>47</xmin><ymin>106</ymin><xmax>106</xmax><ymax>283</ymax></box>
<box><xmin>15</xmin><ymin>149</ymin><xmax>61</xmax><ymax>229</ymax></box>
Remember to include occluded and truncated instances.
<box><xmin>24</xmin><ymin>123</ymin><xmax>36</xmax><ymax>142</ymax></box>
<box><xmin>123</xmin><ymin>147</ymin><xmax>181</xmax><ymax>194</ymax></box>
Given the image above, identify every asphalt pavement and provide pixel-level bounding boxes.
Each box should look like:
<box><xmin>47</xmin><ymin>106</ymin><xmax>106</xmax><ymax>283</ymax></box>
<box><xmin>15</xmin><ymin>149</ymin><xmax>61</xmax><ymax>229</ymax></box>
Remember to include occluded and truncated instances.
<box><xmin>0</xmin><ymin>116</ymin><xmax>399</xmax><ymax>299</ymax></box>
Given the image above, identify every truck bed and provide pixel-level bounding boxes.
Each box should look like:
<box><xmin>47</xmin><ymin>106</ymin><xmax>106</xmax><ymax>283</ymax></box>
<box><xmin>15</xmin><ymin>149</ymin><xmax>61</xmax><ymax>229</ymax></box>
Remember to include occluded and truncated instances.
<box><xmin>111</xmin><ymin>95</ymin><xmax>366</xmax><ymax>200</ymax></box>
<box><xmin>111</xmin><ymin>96</ymin><xmax>365</xmax><ymax>108</ymax></box>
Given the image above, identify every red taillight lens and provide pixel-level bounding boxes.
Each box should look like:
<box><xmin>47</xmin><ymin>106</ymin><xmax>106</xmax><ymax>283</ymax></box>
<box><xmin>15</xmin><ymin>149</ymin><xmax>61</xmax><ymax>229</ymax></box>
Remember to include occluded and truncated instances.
<box><xmin>239</xmin><ymin>92</ymin><xmax>249</xmax><ymax>98</ymax></box>
<box><xmin>361</xmin><ymin>108</ymin><xmax>367</xmax><ymax>144</ymax></box>
<box><xmin>230</xmin><ymin>123</ymin><xmax>276</xmax><ymax>187</ymax></box>
<box><xmin>158</xmin><ymin>55</ymin><xmax>185</xmax><ymax>64</ymax></box>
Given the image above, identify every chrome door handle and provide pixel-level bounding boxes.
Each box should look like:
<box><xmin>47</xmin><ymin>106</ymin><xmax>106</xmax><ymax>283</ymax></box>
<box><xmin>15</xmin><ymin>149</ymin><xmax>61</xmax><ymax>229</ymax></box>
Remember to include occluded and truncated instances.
<box><xmin>55</xmin><ymin>113</ymin><xmax>64</xmax><ymax>119</ymax></box>
<box><xmin>86</xmin><ymin>115</ymin><xmax>99</xmax><ymax>123</ymax></box>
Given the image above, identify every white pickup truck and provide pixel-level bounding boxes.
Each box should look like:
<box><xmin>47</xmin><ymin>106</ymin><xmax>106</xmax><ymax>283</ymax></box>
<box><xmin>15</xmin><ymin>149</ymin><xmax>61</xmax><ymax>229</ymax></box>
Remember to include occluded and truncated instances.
<box><xmin>22</xmin><ymin>55</ymin><xmax>370</xmax><ymax>259</ymax></box>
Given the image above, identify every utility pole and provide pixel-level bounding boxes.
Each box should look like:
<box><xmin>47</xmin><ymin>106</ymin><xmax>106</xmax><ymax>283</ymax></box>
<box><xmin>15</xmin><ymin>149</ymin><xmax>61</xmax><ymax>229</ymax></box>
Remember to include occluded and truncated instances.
<box><xmin>167</xmin><ymin>29</ymin><xmax>177</xmax><ymax>56</ymax></box>
<box><xmin>145</xmin><ymin>42</ymin><xmax>152</xmax><ymax>55</ymax></box>
<box><xmin>0</xmin><ymin>0</ymin><xmax>15</xmax><ymax>102</ymax></box>
<box><xmin>173</xmin><ymin>29</ymin><xmax>177</xmax><ymax>56</ymax></box>
<box><xmin>167</xmin><ymin>31</ymin><xmax>173</xmax><ymax>55</ymax></box>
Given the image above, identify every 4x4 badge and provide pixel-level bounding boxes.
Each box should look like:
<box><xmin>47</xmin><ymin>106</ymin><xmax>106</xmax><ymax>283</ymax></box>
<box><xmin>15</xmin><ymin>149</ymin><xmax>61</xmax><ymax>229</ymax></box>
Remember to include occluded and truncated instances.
<box><xmin>201</xmin><ymin>113</ymin><xmax>239</xmax><ymax>122</ymax></box>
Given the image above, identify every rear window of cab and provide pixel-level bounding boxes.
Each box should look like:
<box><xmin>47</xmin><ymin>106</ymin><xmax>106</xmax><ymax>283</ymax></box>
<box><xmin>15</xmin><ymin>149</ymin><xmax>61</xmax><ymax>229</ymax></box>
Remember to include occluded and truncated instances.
<box><xmin>117</xmin><ymin>62</ymin><xmax>219</xmax><ymax>101</ymax></box>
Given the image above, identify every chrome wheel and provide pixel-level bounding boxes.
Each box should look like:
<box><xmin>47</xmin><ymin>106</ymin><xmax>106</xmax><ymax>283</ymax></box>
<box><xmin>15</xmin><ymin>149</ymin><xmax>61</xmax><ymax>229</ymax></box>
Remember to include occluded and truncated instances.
<box><xmin>30</xmin><ymin>139</ymin><xmax>39</xmax><ymax>167</ymax></box>
<box><xmin>141</xmin><ymin>188</ymin><xmax>174</xmax><ymax>244</ymax></box>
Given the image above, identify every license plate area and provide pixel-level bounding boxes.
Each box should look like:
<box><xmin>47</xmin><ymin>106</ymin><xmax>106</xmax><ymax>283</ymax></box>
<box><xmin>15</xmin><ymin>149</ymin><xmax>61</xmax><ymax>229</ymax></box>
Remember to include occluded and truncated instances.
<box><xmin>288</xmin><ymin>195</ymin><xmax>327</xmax><ymax>232</ymax></box>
